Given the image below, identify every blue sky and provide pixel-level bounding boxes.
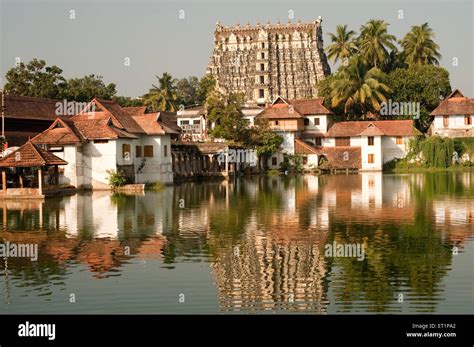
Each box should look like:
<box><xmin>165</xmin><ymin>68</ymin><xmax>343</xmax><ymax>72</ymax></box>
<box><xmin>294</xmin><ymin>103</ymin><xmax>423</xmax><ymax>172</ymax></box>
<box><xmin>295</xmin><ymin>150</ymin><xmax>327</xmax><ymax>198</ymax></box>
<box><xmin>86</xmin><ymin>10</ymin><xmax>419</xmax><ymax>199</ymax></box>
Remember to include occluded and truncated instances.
<box><xmin>1</xmin><ymin>0</ymin><xmax>472</xmax><ymax>97</ymax></box>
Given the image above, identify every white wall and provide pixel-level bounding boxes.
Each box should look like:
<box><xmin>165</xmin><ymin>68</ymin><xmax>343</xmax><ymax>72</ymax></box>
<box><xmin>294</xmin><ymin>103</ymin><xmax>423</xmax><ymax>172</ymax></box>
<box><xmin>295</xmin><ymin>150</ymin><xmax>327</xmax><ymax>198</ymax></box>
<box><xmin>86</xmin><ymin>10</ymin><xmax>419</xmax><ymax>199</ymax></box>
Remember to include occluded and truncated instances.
<box><xmin>433</xmin><ymin>114</ymin><xmax>473</xmax><ymax>131</ymax></box>
<box><xmin>304</xmin><ymin>115</ymin><xmax>330</xmax><ymax>133</ymax></box>
<box><xmin>382</xmin><ymin>136</ymin><xmax>410</xmax><ymax>163</ymax></box>
<box><xmin>81</xmin><ymin>140</ymin><xmax>118</xmax><ymax>189</ymax></box>
<box><xmin>361</xmin><ymin>135</ymin><xmax>382</xmax><ymax>171</ymax></box>
<box><xmin>134</xmin><ymin>135</ymin><xmax>173</xmax><ymax>184</ymax></box>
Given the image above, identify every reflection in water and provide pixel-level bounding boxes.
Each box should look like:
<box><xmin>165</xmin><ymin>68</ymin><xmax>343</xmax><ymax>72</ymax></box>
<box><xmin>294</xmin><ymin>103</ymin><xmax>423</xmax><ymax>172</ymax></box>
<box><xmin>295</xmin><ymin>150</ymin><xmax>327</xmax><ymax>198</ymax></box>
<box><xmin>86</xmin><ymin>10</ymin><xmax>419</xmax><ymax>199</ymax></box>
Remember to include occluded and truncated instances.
<box><xmin>0</xmin><ymin>173</ymin><xmax>473</xmax><ymax>313</ymax></box>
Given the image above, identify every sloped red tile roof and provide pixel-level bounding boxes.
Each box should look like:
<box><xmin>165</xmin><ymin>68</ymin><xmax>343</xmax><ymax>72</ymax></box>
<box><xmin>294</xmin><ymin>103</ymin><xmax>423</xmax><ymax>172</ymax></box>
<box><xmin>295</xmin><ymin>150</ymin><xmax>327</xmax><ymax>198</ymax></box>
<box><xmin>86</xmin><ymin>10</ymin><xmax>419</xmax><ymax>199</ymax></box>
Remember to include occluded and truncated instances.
<box><xmin>123</xmin><ymin>106</ymin><xmax>147</xmax><ymax>117</ymax></box>
<box><xmin>96</xmin><ymin>99</ymin><xmax>145</xmax><ymax>133</ymax></box>
<box><xmin>429</xmin><ymin>89</ymin><xmax>474</xmax><ymax>116</ymax></box>
<box><xmin>316</xmin><ymin>146</ymin><xmax>362</xmax><ymax>169</ymax></box>
<box><xmin>294</xmin><ymin>139</ymin><xmax>320</xmax><ymax>155</ymax></box>
<box><xmin>1</xmin><ymin>92</ymin><xmax>61</xmax><ymax>120</ymax></box>
<box><xmin>74</xmin><ymin>118</ymin><xmax>137</xmax><ymax>140</ymax></box>
<box><xmin>326</xmin><ymin>120</ymin><xmax>419</xmax><ymax>137</ymax></box>
<box><xmin>31</xmin><ymin>118</ymin><xmax>84</xmax><ymax>145</ymax></box>
<box><xmin>258</xmin><ymin>96</ymin><xmax>332</xmax><ymax>119</ymax></box>
<box><xmin>0</xmin><ymin>140</ymin><xmax>68</xmax><ymax>167</ymax></box>
<box><xmin>359</xmin><ymin>124</ymin><xmax>385</xmax><ymax>136</ymax></box>
<box><xmin>131</xmin><ymin>114</ymin><xmax>166</xmax><ymax>135</ymax></box>
<box><xmin>157</xmin><ymin>112</ymin><xmax>181</xmax><ymax>133</ymax></box>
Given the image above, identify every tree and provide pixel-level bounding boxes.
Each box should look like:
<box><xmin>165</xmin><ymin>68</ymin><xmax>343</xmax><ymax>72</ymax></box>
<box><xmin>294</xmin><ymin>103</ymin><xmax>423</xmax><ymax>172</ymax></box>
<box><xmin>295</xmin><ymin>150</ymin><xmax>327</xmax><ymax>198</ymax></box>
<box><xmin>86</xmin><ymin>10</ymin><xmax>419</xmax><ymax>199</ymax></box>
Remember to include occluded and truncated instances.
<box><xmin>326</xmin><ymin>24</ymin><xmax>358</xmax><ymax>64</ymax></box>
<box><xmin>176</xmin><ymin>76</ymin><xmax>199</xmax><ymax>107</ymax></box>
<box><xmin>113</xmin><ymin>96</ymin><xmax>144</xmax><ymax>107</ymax></box>
<box><xmin>142</xmin><ymin>72</ymin><xmax>178</xmax><ymax>112</ymax></box>
<box><xmin>400</xmin><ymin>23</ymin><xmax>441</xmax><ymax>67</ymax></box>
<box><xmin>357</xmin><ymin>19</ymin><xmax>396</xmax><ymax>68</ymax></box>
<box><xmin>250</xmin><ymin>120</ymin><xmax>284</xmax><ymax>170</ymax></box>
<box><xmin>4</xmin><ymin>58</ymin><xmax>66</xmax><ymax>99</ymax></box>
<box><xmin>330</xmin><ymin>56</ymin><xmax>391</xmax><ymax>117</ymax></box>
<box><xmin>61</xmin><ymin>74</ymin><xmax>116</xmax><ymax>102</ymax></box>
<box><xmin>387</xmin><ymin>65</ymin><xmax>451</xmax><ymax>130</ymax></box>
<box><xmin>206</xmin><ymin>91</ymin><xmax>250</xmax><ymax>143</ymax></box>
<box><xmin>197</xmin><ymin>74</ymin><xmax>216</xmax><ymax>105</ymax></box>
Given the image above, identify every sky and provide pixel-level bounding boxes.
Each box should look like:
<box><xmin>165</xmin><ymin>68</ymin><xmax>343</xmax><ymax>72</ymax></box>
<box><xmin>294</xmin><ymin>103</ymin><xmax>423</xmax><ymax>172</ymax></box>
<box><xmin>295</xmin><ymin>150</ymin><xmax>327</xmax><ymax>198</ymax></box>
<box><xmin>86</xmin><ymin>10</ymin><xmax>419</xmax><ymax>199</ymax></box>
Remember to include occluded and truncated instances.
<box><xmin>0</xmin><ymin>0</ymin><xmax>473</xmax><ymax>98</ymax></box>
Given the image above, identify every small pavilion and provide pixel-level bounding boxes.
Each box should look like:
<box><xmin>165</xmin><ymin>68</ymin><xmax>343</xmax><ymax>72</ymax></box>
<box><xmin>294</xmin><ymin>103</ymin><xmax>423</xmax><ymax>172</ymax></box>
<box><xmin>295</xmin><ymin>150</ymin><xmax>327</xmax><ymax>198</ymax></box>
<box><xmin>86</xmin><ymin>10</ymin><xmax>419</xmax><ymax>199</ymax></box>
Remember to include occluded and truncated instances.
<box><xmin>0</xmin><ymin>140</ymin><xmax>68</xmax><ymax>199</ymax></box>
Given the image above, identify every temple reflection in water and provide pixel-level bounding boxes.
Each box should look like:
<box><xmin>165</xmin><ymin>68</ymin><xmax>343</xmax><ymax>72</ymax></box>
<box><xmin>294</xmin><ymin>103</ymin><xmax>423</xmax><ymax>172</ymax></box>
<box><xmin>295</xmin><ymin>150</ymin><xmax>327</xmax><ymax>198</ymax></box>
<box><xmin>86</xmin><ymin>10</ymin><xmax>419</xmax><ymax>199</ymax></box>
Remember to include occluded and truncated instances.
<box><xmin>0</xmin><ymin>172</ymin><xmax>473</xmax><ymax>313</ymax></box>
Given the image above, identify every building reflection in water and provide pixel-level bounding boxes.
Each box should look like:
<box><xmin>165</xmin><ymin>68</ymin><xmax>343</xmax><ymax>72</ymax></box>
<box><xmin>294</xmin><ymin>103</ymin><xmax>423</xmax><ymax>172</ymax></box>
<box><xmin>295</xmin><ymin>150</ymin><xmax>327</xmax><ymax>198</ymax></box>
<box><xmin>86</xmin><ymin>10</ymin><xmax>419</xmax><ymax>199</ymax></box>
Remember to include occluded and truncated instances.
<box><xmin>0</xmin><ymin>172</ymin><xmax>472</xmax><ymax>312</ymax></box>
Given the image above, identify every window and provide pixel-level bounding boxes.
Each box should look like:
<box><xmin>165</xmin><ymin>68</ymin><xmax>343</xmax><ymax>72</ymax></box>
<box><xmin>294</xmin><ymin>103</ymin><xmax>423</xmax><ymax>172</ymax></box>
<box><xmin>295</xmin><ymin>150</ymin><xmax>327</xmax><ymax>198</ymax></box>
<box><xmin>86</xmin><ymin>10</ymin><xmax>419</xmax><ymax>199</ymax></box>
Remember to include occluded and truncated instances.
<box><xmin>163</xmin><ymin>144</ymin><xmax>168</xmax><ymax>158</ymax></box>
<box><xmin>303</xmin><ymin>156</ymin><xmax>308</xmax><ymax>165</ymax></box>
<box><xmin>260</xmin><ymin>52</ymin><xmax>265</xmax><ymax>59</ymax></box>
<box><xmin>259</xmin><ymin>89</ymin><xmax>265</xmax><ymax>98</ymax></box>
<box><xmin>315</xmin><ymin>137</ymin><xmax>322</xmax><ymax>146</ymax></box>
<box><xmin>260</xmin><ymin>63</ymin><xmax>265</xmax><ymax>71</ymax></box>
<box><xmin>275</xmin><ymin>120</ymin><xmax>279</xmax><ymax>126</ymax></box>
<box><xmin>465</xmin><ymin>115</ymin><xmax>472</xmax><ymax>125</ymax></box>
<box><xmin>304</xmin><ymin>118</ymin><xmax>310</xmax><ymax>126</ymax></box>
<box><xmin>272</xmin><ymin>157</ymin><xmax>277</xmax><ymax>165</ymax></box>
<box><xmin>122</xmin><ymin>143</ymin><xmax>131</xmax><ymax>159</ymax></box>
<box><xmin>314</xmin><ymin>117</ymin><xmax>320</xmax><ymax>126</ymax></box>
<box><xmin>260</xmin><ymin>75</ymin><xmax>265</xmax><ymax>84</ymax></box>
<box><xmin>93</xmin><ymin>139</ymin><xmax>108</xmax><ymax>144</ymax></box>
<box><xmin>261</xmin><ymin>42</ymin><xmax>265</xmax><ymax>49</ymax></box>
<box><xmin>136</xmin><ymin>146</ymin><xmax>142</xmax><ymax>158</ymax></box>
<box><xmin>180</xmin><ymin>120</ymin><xmax>190</xmax><ymax>125</ymax></box>
<box><xmin>368</xmin><ymin>136</ymin><xmax>374</xmax><ymax>146</ymax></box>
<box><xmin>335</xmin><ymin>137</ymin><xmax>350</xmax><ymax>146</ymax></box>
<box><xmin>193</xmin><ymin>120</ymin><xmax>200</xmax><ymax>125</ymax></box>
<box><xmin>396</xmin><ymin>136</ymin><xmax>404</xmax><ymax>145</ymax></box>
<box><xmin>368</xmin><ymin>154</ymin><xmax>374</xmax><ymax>164</ymax></box>
<box><xmin>443</xmin><ymin>115</ymin><xmax>449</xmax><ymax>128</ymax></box>
<box><xmin>144</xmin><ymin>145</ymin><xmax>154</xmax><ymax>157</ymax></box>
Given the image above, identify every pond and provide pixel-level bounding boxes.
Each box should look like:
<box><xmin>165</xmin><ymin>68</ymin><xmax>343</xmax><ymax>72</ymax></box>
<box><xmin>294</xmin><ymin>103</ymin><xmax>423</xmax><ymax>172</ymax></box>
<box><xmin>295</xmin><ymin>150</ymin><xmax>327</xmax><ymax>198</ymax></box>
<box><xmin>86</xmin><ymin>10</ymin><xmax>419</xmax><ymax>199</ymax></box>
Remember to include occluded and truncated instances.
<box><xmin>0</xmin><ymin>172</ymin><xmax>473</xmax><ymax>314</ymax></box>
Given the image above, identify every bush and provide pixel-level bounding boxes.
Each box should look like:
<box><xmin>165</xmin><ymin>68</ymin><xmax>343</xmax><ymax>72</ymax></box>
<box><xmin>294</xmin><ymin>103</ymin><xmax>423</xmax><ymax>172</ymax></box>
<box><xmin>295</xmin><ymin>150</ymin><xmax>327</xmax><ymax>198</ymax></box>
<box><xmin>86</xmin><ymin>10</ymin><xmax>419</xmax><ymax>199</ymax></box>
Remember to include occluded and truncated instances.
<box><xmin>267</xmin><ymin>169</ymin><xmax>280</xmax><ymax>176</ymax></box>
<box><xmin>145</xmin><ymin>181</ymin><xmax>165</xmax><ymax>191</ymax></box>
<box><xmin>106</xmin><ymin>169</ymin><xmax>127</xmax><ymax>188</ymax></box>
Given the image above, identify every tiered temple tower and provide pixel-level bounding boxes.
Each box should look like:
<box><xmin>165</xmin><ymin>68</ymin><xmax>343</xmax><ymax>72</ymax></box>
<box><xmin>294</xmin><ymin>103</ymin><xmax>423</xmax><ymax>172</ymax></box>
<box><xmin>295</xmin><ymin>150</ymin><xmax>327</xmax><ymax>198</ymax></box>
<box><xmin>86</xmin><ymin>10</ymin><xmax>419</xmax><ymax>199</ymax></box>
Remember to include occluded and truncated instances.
<box><xmin>207</xmin><ymin>18</ymin><xmax>331</xmax><ymax>106</ymax></box>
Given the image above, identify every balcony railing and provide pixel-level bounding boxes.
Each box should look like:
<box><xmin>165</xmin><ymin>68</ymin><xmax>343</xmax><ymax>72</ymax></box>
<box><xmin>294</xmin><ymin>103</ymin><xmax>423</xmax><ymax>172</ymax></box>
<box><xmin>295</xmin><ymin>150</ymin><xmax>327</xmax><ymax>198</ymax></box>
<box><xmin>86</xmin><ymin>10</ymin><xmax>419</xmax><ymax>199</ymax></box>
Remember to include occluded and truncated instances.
<box><xmin>181</xmin><ymin>124</ymin><xmax>202</xmax><ymax>133</ymax></box>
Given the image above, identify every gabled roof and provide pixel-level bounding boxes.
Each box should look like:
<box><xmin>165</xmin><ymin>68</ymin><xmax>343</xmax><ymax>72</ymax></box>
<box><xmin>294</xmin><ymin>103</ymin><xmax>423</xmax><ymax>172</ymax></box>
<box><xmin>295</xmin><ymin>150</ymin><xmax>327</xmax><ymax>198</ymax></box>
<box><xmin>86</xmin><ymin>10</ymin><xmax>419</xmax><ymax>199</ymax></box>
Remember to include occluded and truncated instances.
<box><xmin>294</xmin><ymin>139</ymin><xmax>320</xmax><ymax>155</ymax></box>
<box><xmin>0</xmin><ymin>140</ymin><xmax>68</xmax><ymax>167</ymax></box>
<box><xmin>1</xmin><ymin>92</ymin><xmax>62</xmax><ymax>121</ymax></box>
<box><xmin>73</xmin><ymin>118</ymin><xmax>137</xmax><ymax>140</ymax></box>
<box><xmin>326</xmin><ymin>120</ymin><xmax>420</xmax><ymax>137</ymax></box>
<box><xmin>31</xmin><ymin>118</ymin><xmax>84</xmax><ymax>145</ymax></box>
<box><xmin>430</xmin><ymin>89</ymin><xmax>474</xmax><ymax>116</ymax></box>
<box><xmin>123</xmin><ymin>106</ymin><xmax>147</xmax><ymax>117</ymax></box>
<box><xmin>157</xmin><ymin>112</ymin><xmax>181</xmax><ymax>133</ymax></box>
<box><xmin>131</xmin><ymin>114</ymin><xmax>167</xmax><ymax>135</ymax></box>
<box><xmin>259</xmin><ymin>96</ymin><xmax>332</xmax><ymax>119</ymax></box>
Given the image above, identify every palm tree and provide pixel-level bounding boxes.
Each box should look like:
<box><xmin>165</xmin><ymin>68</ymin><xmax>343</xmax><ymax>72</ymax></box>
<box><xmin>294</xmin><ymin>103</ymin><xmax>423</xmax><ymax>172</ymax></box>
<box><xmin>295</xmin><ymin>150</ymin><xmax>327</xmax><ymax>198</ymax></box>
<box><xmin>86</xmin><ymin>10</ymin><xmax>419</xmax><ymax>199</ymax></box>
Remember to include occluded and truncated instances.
<box><xmin>330</xmin><ymin>56</ymin><xmax>391</xmax><ymax>115</ymax></box>
<box><xmin>400</xmin><ymin>23</ymin><xmax>441</xmax><ymax>67</ymax></box>
<box><xmin>357</xmin><ymin>19</ymin><xmax>396</xmax><ymax>68</ymax></box>
<box><xmin>143</xmin><ymin>72</ymin><xmax>178</xmax><ymax>111</ymax></box>
<box><xmin>326</xmin><ymin>24</ymin><xmax>358</xmax><ymax>64</ymax></box>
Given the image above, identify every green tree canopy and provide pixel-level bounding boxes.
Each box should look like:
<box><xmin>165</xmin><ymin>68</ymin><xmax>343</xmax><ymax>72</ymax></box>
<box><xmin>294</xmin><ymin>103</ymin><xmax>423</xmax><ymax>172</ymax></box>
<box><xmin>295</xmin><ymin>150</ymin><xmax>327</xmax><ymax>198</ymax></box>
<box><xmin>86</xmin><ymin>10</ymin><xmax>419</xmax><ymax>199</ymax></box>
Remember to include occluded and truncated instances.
<box><xmin>357</xmin><ymin>19</ymin><xmax>397</xmax><ymax>69</ymax></box>
<box><xmin>197</xmin><ymin>74</ymin><xmax>216</xmax><ymax>105</ymax></box>
<box><xmin>4</xmin><ymin>58</ymin><xmax>66</xmax><ymax>99</ymax></box>
<box><xmin>142</xmin><ymin>72</ymin><xmax>178</xmax><ymax>112</ymax></box>
<box><xmin>176</xmin><ymin>76</ymin><xmax>199</xmax><ymax>107</ymax></box>
<box><xmin>61</xmin><ymin>74</ymin><xmax>117</xmax><ymax>102</ymax></box>
<box><xmin>400</xmin><ymin>23</ymin><xmax>441</xmax><ymax>67</ymax></box>
<box><xmin>326</xmin><ymin>24</ymin><xmax>358</xmax><ymax>65</ymax></box>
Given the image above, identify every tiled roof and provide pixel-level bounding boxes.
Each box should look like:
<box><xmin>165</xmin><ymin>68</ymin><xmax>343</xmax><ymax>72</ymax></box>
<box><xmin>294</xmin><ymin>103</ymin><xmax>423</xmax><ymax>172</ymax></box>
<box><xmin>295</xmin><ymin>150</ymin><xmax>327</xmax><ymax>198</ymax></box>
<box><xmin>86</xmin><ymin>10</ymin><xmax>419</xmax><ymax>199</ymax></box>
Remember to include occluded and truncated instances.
<box><xmin>359</xmin><ymin>124</ymin><xmax>385</xmax><ymax>136</ymax></box>
<box><xmin>1</xmin><ymin>92</ymin><xmax>61</xmax><ymax>121</ymax></box>
<box><xmin>123</xmin><ymin>106</ymin><xmax>147</xmax><ymax>117</ymax></box>
<box><xmin>326</xmin><ymin>120</ymin><xmax>420</xmax><ymax>137</ymax></box>
<box><xmin>93</xmin><ymin>99</ymin><xmax>146</xmax><ymax>134</ymax></box>
<box><xmin>131</xmin><ymin>114</ymin><xmax>166</xmax><ymax>135</ymax></box>
<box><xmin>31</xmin><ymin>118</ymin><xmax>84</xmax><ymax>145</ymax></box>
<box><xmin>294</xmin><ymin>139</ymin><xmax>320</xmax><ymax>155</ymax></box>
<box><xmin>157</xmin><ymin>112</ymin><xmax>181</xmax><ymax>133</ymax></box>
<box><xmin>315</xmin><ymin>146</ymin><xmax>362</xmax><ymax>169</ymax></box>
<box><xmin>0</xmin><ymin>140</ymin><xmax>68</xmax><ymax>167</ymax></box>
<box><xmin>430</xmin><ymin>89</ymin><xmax>474</xmax><ymax>116</ymax></box>
<box><xmin>73</xmin><ymin>118</ymin><xmax>137</xmax><ymax>140</ymax></box>
<box><xmin>258</xmin><ymin>96</ymin><xmax>332</xmax><ymax>119</ymax></box>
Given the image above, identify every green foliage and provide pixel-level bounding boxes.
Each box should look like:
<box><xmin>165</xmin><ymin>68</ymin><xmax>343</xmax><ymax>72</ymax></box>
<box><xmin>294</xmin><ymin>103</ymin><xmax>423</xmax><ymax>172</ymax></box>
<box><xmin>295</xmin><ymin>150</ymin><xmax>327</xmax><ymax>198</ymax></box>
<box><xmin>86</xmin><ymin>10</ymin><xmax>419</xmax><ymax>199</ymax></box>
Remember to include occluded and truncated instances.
<box><xmin>206</xmin><ymin>91</ymin><xmax>250</xmax><ymax>144</ymax></box>
<box><xmin>279</xmin><ymin>155</ymin><xmax>304</xmax><ymax>173</ymax></box>
<box><xmin>5</xmin><ymin>58</ymin><xmax>66</xmax><ymax>98</ymax></box>
<box><xmin>267</xmin><ymin>169</ymin><xmax>280</xmax><ymax>176</ymax></box>
<box><xmin>357</xmin><ymin>19</ymin><xmax>397</xmax><ymax>69</ymax></box>
<box><xmin>196</xmin><ymin>75</ymin><xmax>216</xmax><ymax>105</ymax></box>
<box><xmin>326</xmin><ymin>24</ymin><xmax>358</xmax><ymax>64</ymax></box>
<box><xmin>61</xmin><ymin>74</ymin><xmax>117</xmax><ymax>102</ymax></box>
<box><xmin>387</xmin><ymin>65</ymin><xmax>451</xmax><ymax>130</ymax></box>
<box><xmin>330</xmin><ymin>56</ymin><xmax>391</xmax><ymax>117</ymax></box>
<box><xmin>176</xmin><ymin>76</ymin><xmax>199</xmax><ymax>107</ymax></box>
<box><xmin>251</xmin><ymin>119</ymin><xmax>284</xmax><ymax>157</ymax></box>
<box><xmin>113</xmin><ymin>96</ymin><xmax>144</xmax><ymax>107</ymax></box>
<box><xmin>400</xmin><ymin>23</ymin><xmax>441</xmax><ymax>67</ymax></box>
<box><xmin>142</xmin><ymin>72</ymin><xmax>178</xmax><ymax>112</ymax></box>
<box><xmin>421</xmin><ymin>136</ymin><xmax>454</xmax><ymax>168</ymax></box>
<box><xmin>105</xmin><ymin>169</ymin><xmax>127</xmax><ymax>188</ymax></box>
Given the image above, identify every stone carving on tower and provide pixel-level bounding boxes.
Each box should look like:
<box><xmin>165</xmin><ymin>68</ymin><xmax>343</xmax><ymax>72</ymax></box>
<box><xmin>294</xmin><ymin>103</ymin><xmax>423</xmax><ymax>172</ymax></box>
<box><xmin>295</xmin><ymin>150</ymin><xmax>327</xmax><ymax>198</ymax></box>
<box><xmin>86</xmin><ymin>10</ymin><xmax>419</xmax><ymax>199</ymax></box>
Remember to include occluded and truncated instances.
<box><xmin>207</xmin><ymin>18</ymin><xmax>331</xmax><ymax>105</ymax></box>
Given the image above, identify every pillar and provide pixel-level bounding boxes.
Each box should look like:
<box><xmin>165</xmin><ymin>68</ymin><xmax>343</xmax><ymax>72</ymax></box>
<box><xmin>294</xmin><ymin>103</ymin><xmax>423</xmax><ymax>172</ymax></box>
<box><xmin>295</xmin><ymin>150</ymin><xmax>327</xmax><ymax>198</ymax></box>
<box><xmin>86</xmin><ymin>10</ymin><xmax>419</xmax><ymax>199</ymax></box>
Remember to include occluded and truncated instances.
<box><xmin>2</xmin><ymin>170</ymin><xmax>6</xmax><ymax>196</ymax></box>
<box><xmin>38</xmin><ymin>168</ymin><xmax>43</xmax><ymax>195</ymax></box>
